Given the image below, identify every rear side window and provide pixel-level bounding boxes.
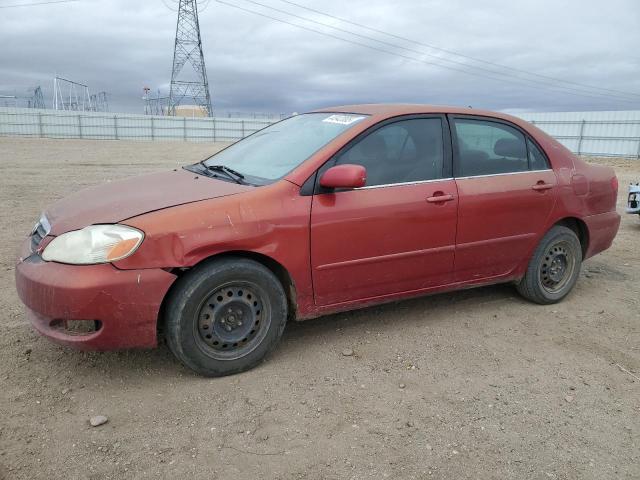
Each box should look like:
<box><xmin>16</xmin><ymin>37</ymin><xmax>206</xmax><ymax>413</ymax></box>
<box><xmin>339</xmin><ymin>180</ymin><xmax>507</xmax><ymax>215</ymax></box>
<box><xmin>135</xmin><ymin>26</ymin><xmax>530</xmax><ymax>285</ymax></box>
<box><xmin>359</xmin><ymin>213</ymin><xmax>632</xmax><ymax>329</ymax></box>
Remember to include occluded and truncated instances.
<box><xmin>527</xmin><ymin>138</ymin><xmax>550</xmax><ymax>170</ymax></box>
<box><xmin>453</xmin><ymin>119</ymin><xmax>528</xmax><ymax>177</ymax></box>
<box><xmin>334</xmin><ymin>118</ymin><xmax>444</xmax><ymax>187</ymax></box>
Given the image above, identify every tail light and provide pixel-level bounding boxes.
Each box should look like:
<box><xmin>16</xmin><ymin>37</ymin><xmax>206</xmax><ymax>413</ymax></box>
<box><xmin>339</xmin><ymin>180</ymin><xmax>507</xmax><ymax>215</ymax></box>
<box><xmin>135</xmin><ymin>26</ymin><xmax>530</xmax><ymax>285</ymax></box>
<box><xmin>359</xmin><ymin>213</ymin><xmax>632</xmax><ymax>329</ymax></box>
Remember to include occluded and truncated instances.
<box><xmin>611</xmin><ymin>176</ymin><xmax>618</xmax><ymax>196</ymax></box>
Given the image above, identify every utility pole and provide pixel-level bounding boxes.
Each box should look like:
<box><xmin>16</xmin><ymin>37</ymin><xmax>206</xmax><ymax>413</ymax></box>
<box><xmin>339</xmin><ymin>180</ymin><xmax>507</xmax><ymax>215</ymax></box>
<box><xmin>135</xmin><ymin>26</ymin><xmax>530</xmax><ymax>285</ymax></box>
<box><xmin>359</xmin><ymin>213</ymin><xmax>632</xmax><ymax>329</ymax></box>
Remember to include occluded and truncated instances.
<box><xmin>168</xmin><ymin>0</ymin><xmax>213</xmax><ymax>117</ymax></box>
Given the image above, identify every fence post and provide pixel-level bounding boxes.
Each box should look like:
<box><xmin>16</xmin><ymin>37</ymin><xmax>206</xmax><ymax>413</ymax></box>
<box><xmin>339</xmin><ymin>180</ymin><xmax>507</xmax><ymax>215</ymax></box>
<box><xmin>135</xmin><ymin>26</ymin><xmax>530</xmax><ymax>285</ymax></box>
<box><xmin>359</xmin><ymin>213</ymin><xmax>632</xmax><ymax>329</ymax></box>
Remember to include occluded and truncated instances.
<box><xmin>151</xmin><ymin>117</ymin><xmax>155</xmax><ymax>140</ymax></box>
<box><xmin>114</xmin><ymin>115</ymin><xmax>119</xmax><ymax>140</ymax></box>
<box><xmin>213</xmin><ymin>118</ymin><xmax>217</xmax><ymax>142</ymax></box>
<box><xmin>78</xmin><ymin>114</ymin><xmax>83</xmax><ymax>139</ymax></box>
<box><xmin>183</xmin><ymin>117</ymin><xmax>187</xmax><ymax>141</ymax></box>
<box><xmin>576</xmin><ymin>119</ymin><xmax>586</xmax><ymax>156</ymax></box>
<box><xmin>241</xmin><ymin>120</ymin><xmax>245</xmax><ymax>138</ymax></box>
<box><xmin>637</xmin><ymin>135</ymin><xmax>640</xmax><ymax>160</ymax></box>
<box><xmin>37</xmin><ymin>112</ymin><xmax>43</xmax><ymax>138</ymax></box>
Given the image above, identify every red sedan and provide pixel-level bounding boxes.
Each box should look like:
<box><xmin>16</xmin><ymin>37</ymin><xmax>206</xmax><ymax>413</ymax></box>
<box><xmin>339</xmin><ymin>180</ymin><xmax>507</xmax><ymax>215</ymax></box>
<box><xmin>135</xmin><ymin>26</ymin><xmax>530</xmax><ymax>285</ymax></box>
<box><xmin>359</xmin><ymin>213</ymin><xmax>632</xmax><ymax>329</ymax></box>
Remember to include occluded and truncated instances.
<box><xmin>15</xmin><ymin>105</ymin><xmax>620</xmax><ymax>376</ymax></box>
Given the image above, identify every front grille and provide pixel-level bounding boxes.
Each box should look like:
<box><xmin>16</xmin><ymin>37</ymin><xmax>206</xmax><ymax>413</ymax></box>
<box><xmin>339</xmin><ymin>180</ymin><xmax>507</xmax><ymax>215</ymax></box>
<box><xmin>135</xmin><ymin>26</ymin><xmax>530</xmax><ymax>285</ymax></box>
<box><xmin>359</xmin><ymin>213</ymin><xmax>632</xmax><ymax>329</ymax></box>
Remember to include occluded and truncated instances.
<box><xmin>30</xmin><ymin>216</ymin><xmax>51</xmax><ymax>252</ymax></box>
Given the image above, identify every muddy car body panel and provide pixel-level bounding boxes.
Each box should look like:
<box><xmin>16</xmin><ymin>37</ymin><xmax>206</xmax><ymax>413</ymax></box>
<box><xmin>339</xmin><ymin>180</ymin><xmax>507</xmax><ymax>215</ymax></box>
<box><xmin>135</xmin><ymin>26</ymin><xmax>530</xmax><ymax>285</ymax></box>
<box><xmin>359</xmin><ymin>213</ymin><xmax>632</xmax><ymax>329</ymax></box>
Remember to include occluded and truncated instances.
<box><xmin>45</xmin><ymin>169</ymin><xmax>252</xmax><ymax>235</ymax></box>
<box><xmin>16</xmin><ymin>258</ymin><xmax>175</xmax><ymax>350</ymax></box>
<box><xmin>15</xmin><ymin>104</ymin><xmax>621</xmax><ymax>351</ymax></box>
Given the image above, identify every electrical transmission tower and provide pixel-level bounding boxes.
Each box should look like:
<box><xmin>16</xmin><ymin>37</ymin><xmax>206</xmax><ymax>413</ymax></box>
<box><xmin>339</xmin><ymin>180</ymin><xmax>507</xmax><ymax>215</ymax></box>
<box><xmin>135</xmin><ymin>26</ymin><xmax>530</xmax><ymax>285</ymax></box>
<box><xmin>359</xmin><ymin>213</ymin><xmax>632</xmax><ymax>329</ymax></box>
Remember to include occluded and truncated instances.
<box><xmin>168</xmin><ymin>0</ymin><xmax>212</xmax><ymax>116</ymax></box>
<box><xmin>53</xmin><ymin>76</ymin><xmax>92</xmax><ymax>111</ymax></box>
<box><xmin>143</xmin><ymin>87</ymin><xmax>169</xmax><ymax>116</ymax></box>
<box><xmin>90</xmin><ymin>91</ymin><xmax>109</xmax><ymax>112</ymax></box>
<box><xmin>28</xmin><ymin>86</ymin><xmax>45</xmax><ymax>109</ymax></box>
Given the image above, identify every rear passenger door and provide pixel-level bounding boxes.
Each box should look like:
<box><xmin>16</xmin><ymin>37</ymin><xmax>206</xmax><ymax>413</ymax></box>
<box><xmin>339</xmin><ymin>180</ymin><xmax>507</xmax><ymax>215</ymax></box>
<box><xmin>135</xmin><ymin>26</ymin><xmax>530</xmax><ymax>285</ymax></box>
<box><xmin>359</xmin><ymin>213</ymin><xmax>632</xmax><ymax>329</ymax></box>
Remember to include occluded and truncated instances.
<box><xmin>450</xmin><ymin>116</ymin><xmax>557</xmax><ymax>281</ymax></box>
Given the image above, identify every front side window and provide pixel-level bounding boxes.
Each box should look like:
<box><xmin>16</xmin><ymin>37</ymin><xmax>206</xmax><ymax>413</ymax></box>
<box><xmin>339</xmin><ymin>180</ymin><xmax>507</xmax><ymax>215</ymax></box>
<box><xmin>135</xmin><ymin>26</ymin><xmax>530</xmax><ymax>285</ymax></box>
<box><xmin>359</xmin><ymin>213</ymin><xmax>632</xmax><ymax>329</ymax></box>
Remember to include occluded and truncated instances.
<box><xmin>333</xmin><ymin>118</ymin><xmax>444</xmax><ymax>187</ymax></box>
<box><xmin>454</xmin><ymin>119</ymin><xmax>528</xmax><ymax>177</ymax></box>
<box><xmin>201</xmin><ymin>113</ymin><xmax>368</xmax><ymax>183</ymax></box>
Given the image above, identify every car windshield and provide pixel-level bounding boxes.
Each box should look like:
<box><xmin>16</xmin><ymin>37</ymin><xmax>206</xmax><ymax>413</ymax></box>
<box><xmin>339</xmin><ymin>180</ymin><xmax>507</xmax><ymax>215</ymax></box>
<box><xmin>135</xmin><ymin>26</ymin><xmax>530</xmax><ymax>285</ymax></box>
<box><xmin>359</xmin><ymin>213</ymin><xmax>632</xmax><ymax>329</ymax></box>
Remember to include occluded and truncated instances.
<box><xmin>201</xmin><ymin>112</ymin><xmax>368</xmax><ymax>183</ymax></box>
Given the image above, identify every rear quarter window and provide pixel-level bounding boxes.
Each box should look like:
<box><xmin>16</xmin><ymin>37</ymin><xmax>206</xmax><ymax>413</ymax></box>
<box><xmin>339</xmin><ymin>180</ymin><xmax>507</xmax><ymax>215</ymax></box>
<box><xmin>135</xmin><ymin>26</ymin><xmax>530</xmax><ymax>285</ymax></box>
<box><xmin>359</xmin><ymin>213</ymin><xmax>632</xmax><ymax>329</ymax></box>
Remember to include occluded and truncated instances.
<box><xmin>527</xmin><ymin>138</ymin><xmax>550</xmax><ymax>170</ymax></box>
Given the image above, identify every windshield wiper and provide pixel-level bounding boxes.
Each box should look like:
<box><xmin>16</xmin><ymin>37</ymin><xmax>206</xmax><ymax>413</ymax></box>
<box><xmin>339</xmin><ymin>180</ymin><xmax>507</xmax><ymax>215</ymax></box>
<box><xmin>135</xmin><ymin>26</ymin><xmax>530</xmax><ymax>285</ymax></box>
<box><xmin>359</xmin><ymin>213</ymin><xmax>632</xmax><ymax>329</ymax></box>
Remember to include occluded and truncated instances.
<box><xmin>200</xmin><ymin>163</ymin><xmax>246</xmax><ymax>184</ymax></box>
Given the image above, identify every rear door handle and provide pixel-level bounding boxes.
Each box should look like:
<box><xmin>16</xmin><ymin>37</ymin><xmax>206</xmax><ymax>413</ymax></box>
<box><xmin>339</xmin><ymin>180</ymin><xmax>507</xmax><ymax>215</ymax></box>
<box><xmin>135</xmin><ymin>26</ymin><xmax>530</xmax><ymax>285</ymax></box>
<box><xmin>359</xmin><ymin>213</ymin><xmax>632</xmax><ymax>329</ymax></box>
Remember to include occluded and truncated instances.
<box><xmin>426</xmin><ymin>193</ymin><xmax>455</xmax><ymax>203</ymax></box>
<box><xmin>532</xmin><ymin>182</ymin><xmax>553</xmax><ymax>191</ymax></box>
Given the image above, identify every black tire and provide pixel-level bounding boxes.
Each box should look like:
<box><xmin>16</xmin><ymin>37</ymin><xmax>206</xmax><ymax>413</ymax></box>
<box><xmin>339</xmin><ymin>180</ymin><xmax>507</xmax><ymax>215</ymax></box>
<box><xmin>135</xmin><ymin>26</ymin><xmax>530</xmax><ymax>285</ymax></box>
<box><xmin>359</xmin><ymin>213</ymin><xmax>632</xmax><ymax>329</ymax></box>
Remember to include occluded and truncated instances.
<box><xmin>165</xmin><ymin>257</ymin><xmax>288</xmax><ymax>377</ymax></box>
<box><xmin>516</xmin><ymin>225</ymin><xmax>582</xmax><ymax>304</ymax></box>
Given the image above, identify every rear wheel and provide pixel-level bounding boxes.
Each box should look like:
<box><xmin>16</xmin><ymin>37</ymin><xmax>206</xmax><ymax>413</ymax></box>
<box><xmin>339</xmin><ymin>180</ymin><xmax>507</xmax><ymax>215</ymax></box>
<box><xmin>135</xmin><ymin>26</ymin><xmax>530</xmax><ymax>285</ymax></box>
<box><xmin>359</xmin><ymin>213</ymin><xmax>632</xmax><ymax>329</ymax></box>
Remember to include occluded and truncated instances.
<box><xmin>516</xmin><ymin>226</ymin><xmax>582</xmax><ymax>304</ymax></box>
<box><xmin>165</xmin><ymin>257</ymin><xmax>288</xmax><ymax>376</ymax></box>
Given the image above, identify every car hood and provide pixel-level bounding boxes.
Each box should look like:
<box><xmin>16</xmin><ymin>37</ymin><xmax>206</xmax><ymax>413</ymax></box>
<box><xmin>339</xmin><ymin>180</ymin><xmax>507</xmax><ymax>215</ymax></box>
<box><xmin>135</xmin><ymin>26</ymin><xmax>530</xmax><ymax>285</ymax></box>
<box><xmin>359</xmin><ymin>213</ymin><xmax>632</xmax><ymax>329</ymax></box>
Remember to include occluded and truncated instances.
<box><xmin>45</xmin><ymin>169</ymin><xmax>253</xmax><ymax>235</ymax></box>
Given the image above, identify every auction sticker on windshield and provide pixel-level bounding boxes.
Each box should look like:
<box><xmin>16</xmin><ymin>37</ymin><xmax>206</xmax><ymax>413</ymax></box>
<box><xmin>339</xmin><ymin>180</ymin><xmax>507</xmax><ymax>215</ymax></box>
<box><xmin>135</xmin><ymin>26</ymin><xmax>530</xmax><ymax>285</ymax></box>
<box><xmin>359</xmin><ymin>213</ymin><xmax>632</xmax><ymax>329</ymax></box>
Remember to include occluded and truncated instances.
<box><xmin>322</xmin><ymin>114</ymin><xmax>366</xmax><ymax>125</ymax></box>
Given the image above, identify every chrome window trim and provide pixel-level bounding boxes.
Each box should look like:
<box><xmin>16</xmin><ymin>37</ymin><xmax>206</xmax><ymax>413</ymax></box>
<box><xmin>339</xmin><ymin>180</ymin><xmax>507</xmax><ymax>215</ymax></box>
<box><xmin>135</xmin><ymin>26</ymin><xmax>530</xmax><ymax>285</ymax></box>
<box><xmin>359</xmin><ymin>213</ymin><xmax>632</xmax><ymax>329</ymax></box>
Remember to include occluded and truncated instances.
<box><xmin>355</xmin><ymin>169</ymin><xmax>553</xmax><ymax>190</ymax></box>
<box><xmin>359</xmin><ymin>177</ymin><xmax>454</xmax><ymax>190</ymax></box>
<box><xmin>454</xmin><ymin>169</ymin><xmax>553</xmax><ymax>180</ymax></box>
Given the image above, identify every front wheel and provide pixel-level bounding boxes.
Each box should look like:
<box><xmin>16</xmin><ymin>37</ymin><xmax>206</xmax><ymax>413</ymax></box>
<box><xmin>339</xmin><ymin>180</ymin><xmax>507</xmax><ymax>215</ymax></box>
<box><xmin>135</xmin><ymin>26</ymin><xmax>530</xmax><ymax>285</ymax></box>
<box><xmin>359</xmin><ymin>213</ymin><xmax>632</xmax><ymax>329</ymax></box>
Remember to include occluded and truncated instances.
<box><xmin>164</xmin><ymin>257</ymin><xmax>288</xmax><ymax>376</ymax></box>
<box><xmin>516</xmin><ymin>226</ymin><xmax>582</xmax><ymax>304</ymax></box>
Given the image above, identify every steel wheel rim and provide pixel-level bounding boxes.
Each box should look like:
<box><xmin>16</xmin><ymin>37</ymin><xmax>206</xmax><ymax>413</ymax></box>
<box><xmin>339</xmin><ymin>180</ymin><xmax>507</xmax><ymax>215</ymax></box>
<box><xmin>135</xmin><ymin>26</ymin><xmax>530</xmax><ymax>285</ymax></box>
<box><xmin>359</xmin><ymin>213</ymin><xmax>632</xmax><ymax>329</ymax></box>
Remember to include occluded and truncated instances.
<box><xmin>193</xmin><ymin>281</ymin><xmax>270</xmax><ymax>360</ymax></box>
<box><xmin>539</xmin><ymin>240</ymin><xmax>576</xmax><ymax>294</ymax></box>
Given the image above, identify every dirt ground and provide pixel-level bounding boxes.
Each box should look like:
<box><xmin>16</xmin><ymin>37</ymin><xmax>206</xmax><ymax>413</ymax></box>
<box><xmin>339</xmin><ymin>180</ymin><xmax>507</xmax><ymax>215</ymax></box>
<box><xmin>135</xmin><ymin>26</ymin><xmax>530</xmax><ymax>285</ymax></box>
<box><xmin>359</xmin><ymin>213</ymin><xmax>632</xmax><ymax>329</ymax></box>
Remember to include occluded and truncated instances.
<box><xmin>0</xmin><ymin>137</ymin><xmax>638</xmax><ymax>480</ymax></box>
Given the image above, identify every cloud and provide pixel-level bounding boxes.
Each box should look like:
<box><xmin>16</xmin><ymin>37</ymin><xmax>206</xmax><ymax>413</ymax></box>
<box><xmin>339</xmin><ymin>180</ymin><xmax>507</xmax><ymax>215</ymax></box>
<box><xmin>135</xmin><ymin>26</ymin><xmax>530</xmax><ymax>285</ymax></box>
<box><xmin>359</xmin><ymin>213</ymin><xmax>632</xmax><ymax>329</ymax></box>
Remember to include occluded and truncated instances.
<box><xmin>1</xmin><ymin>0</ymin><xmax>639</xmax><ymax>114</ymax></box>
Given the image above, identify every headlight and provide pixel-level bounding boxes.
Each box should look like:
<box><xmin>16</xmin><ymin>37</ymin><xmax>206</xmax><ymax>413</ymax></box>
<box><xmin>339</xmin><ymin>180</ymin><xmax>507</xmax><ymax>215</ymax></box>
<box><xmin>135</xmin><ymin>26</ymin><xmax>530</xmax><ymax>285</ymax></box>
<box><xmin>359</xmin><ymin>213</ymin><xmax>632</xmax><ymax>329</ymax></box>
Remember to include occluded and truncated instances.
<box><xmin>42</xmin><ymin>225</ymin><xmax>144</xmax><ymax>265</ymax></box>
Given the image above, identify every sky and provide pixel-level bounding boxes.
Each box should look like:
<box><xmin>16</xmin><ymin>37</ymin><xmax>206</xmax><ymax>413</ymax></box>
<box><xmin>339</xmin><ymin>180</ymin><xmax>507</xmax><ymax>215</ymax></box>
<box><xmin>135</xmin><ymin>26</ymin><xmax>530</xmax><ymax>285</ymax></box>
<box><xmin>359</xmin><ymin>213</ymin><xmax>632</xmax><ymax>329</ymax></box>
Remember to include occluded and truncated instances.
<box><xmin>1</xmin><ymin>0</ymin><xmax>640</xmax><ymax>115</ymax></box>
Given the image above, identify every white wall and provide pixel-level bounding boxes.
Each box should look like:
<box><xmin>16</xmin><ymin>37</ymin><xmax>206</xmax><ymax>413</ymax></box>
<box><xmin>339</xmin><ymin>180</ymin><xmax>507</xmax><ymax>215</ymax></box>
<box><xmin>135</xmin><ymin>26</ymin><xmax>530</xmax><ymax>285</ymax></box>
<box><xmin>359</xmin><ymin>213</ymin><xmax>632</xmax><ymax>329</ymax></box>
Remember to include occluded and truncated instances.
<box><xmin>2</xmin><ymin>107</ymin><xmax>640</xmax><ymax>158</ymax></box>
<box><xmin>513</xmin><ymin>110</ymin><xmax>640</xmax><ymax>158</ymax></box>
<box><xmin>0</xmin><ymin>107</ymin><xmax>273</xmax><ymax>142</ymax></box>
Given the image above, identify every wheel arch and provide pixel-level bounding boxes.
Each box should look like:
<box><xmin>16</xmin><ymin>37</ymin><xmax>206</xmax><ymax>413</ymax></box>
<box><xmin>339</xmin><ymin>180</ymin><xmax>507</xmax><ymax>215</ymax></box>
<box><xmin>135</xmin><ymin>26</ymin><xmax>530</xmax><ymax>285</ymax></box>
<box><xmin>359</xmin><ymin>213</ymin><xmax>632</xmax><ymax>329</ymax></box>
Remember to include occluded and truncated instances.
<box><xmin>554</xmin><ymin>217</ymin><xmax>589</xmax><ymax>258</ymax></box>
<box><xmin>158</xmin><ymin>251</ymin><xmax>298</xmax><ymax>339</ymax></box>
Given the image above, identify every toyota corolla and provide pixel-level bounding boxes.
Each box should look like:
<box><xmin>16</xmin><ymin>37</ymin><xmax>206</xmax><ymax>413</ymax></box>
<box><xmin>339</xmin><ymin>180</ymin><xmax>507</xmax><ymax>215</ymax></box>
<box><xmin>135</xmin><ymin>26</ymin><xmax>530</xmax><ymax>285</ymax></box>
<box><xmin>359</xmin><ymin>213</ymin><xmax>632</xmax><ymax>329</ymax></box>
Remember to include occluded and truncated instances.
<box><xmin>15</xmin><ymin>104</ymin><xmax>620</xmax><ymax>376</ymax></box>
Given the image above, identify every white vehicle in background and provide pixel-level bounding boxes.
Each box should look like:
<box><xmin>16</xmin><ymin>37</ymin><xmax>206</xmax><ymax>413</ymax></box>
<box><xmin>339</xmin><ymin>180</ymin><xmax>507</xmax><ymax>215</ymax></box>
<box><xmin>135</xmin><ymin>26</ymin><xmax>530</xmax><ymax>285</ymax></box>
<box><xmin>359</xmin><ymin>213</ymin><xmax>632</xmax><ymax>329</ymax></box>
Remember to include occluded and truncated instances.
<box><xmin>627</xmin><ymin>183</ymin><xmax>640</xmax><ymax>216</ymax></box>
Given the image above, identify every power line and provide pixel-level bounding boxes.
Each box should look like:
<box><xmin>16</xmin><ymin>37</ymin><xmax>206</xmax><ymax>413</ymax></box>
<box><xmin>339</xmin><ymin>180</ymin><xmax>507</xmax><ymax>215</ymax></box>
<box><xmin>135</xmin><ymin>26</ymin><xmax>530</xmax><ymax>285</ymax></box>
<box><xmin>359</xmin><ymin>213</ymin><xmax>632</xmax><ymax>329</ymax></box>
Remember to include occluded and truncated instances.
<box><xmin>0</xmin><ymin>0</ymin><xmax>81</xmax><ymax>9</ymax></box>
<box><xmin>277</xmin><ymin>0</ymin><xmax>640</xmax><ymax>101</ymax></box>
<box><xmin>237</xmin><ymin>0</ymin><xmax>639</xmax><ymax>103</ymax></box>
<box><xmin>4</xmin><ymin>0</ymin><xmax>637</xmax><ymax>104</ymax></box>
<box><xmin>216</xmin><ymin>0</ymin><xmax>639</xmax><ymax>104</ymax></box>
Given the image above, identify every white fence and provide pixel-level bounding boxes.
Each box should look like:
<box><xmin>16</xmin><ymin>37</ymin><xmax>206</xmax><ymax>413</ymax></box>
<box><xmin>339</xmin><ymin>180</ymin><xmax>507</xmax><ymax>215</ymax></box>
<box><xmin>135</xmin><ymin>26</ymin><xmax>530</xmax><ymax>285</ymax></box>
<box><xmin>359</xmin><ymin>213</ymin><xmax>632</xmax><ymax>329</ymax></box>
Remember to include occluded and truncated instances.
<box><xmin>514</xmin><ymin>110</ymin><xmax>640</xmax><ymax>159</ymax></box>
<box><xmin>1</xmin><ymin>106</ymin><xmax>640</xmax><ymax>158</ymax></box>
<box><xmin>0</xmin><ymin>107</ymin><xmax>274</xmax><ymax>142</ymax></box>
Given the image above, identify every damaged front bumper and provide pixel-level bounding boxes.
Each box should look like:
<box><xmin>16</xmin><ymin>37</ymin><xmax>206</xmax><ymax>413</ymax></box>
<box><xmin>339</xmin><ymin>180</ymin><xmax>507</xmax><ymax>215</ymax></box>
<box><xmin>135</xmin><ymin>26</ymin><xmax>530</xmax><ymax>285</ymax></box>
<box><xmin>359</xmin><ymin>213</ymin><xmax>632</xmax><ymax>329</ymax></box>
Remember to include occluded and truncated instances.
<box><xmin>15</xmin><ymin>239</ymin><xmax>176</xmax><ymax>350</ymax></box>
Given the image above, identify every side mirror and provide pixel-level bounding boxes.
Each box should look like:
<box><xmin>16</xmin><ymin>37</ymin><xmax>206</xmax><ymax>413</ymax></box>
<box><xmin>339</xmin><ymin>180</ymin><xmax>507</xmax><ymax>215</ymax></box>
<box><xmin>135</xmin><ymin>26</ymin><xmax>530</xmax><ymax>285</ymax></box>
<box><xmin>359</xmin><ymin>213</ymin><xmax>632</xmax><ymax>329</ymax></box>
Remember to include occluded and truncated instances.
<box><xmin>320</xmin><ymin>164</ymin><xmax>367</xmax><ymax>190</ymax></box>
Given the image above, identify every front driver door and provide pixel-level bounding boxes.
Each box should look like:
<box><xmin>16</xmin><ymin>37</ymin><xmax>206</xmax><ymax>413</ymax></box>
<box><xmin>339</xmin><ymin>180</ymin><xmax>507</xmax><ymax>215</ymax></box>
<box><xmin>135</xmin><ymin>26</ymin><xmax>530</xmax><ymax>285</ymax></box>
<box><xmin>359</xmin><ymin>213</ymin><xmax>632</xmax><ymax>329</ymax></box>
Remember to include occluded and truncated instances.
<box><xmin>310</xmin><ymin>116</ymin><xmax>458</xmax><ymax>306</ymax></box>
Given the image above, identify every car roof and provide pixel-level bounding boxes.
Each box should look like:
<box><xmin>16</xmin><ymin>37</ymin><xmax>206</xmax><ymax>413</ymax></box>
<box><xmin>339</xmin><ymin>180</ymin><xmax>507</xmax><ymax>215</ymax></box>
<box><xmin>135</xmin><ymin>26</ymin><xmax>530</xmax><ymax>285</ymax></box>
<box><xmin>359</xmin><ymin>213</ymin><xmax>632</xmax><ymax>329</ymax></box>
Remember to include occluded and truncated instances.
<box><xmin>313</xmin><ymin>103</ymin><xmax>524</xmax><ymax>124</ymax></box>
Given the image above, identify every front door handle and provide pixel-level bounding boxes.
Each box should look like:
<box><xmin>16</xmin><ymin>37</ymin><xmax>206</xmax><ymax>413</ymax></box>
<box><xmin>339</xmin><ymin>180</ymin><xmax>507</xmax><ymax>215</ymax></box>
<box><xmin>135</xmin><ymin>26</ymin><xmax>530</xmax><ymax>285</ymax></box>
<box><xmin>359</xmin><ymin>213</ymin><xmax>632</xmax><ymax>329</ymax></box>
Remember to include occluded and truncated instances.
<box><xmin>532</xmin><ymin>182</ymin><xmax>553</xmax><ymax>191</ymax></box>
<box><xmin>426</xmin><ymin>193</ymin><xmax>455</xmax><ymax>203</ymax></box>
